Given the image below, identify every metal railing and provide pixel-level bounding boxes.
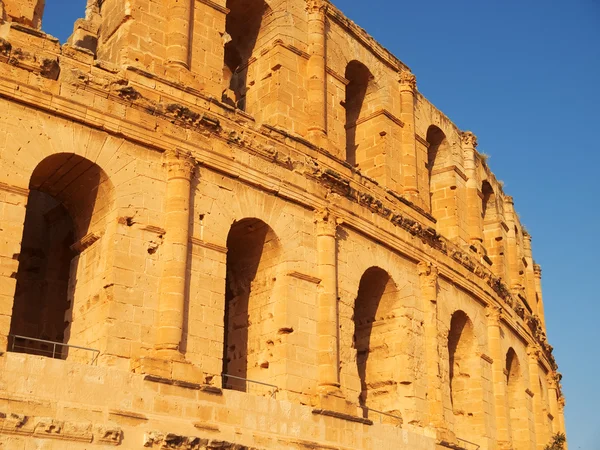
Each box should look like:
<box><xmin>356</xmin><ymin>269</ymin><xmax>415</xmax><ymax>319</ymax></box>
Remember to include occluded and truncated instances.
<box><xmin>360</xmin><ymin>406</ymin><xmax>403</xmax><ymax>426</ymax></box>
<box><xmin>221</xmin><ymin>373</ymin><xmax>279</xmax><ymax>398</ymax></box>
<box><xmin>9</xmin><ymin>334</ymin><xmax>100</xmax><ymax>365</ymax></box>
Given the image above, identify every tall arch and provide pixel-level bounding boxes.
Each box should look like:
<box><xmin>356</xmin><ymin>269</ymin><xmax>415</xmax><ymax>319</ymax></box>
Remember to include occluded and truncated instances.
<box><xmin>344</xmin><ymin>60</ymin><xmax>374</xmax><ymax>167</ymax></box>
<box><xmin>9</xmin><ymin>153</ymin><xmax>113</xmax><ymax>359</ymax></box>
<box><xmin>222</xmin><ymin>0</ymin><xmax>269</xmax><ymax>111</ymax></box>
<box><xmin>447</xmin><ymin>310</ymin><xmax>479</xmax><ymax>440</ymax></box>
<box><xmin>353</xmin><ymin>266</ymin><xmax>401</xmax><ymax>418</ymax></box>
<box><xmin>426</xmin><ymin>125</ymin><xmax>451</xmax><ymax>216</ymax></box>
<box><xmin>506</xmin><ymin>348</ymin><xmax>529</xmax><ymax>448</ymax></box>
<box><xmin>222</xmin><ymin>218</ymin><xmax>282</xmax><ymax>393</ymax></box>
<box><xmin>481</xmin><ymin>180</ymin><xmax>495</xmax><ymax>222</ymax></box>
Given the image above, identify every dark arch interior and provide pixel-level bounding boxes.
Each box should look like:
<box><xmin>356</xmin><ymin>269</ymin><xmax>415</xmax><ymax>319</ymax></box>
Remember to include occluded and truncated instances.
<box><xmin>223</xmin><ymin>0</ymin><xmax>269</xmax><ymax>110</ymax></box>
<box><xmin>9</xmin><ymin>153</ymin><xmax>109</xmax><ymax>359</ymax></box>
<box><xmin>222</xmin><ymin>217</ymin><xmax>280</xmax><ymax>392</ymax></box>
<box><xmin>354</xmin><ymin>266</ymin><xmax>398</xmax><ymax>416</ymax></box>
<box><xmin>482</xmin><ymin>180</ymin><xmax>495</xmax><ymax>220</ymax></box>
<box><xmin>345</xmin><ymin>61</ymin><xmax>372</xmax><ymax>166</ymax></box>
<box><xmin>448</xmin><ymin>310</ymin><xmax>475</xmax><ymax>406</ymax></box>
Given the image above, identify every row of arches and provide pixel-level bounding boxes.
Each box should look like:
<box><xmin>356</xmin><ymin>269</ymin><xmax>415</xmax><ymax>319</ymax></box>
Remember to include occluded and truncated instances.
<box><xmin>5</xmin><ymin>151</ymin><xmax>554</xmax><ymax>447</ymax></box>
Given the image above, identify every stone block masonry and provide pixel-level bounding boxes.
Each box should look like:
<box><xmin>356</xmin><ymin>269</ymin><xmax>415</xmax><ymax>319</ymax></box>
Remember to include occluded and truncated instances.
<box><xmin>0</xmin><ymin>0</ymin><xmax>565</xmax><ymax>449</ymax></box>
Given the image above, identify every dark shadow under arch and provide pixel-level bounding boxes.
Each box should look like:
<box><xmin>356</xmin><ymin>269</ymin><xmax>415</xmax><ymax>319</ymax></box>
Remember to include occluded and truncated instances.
<box><xmin>10</xmin><ymin>153</ymin><xmax>112</xmax><ymax>359</ymax></box>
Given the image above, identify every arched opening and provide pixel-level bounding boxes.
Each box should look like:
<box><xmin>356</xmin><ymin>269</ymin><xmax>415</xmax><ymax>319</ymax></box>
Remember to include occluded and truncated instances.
<box><xmin>426</xmin><ymin>125</ymin><xmax>451</xmax><ymax>216</ymax></box>
<box><xmin>344</xmin><ymin>61</ymin><xmax>373</xmax><ymax>167</ymax></box>
<box><xmin>222</xmin><ymin>0</ymin><xmax>269</xmax><ymax>110</ymax></box>
<box><xmin>481</xmin><ymin>181</ymin><xmax>495</xmax><ymax>222</ymax></box>
<box><xmin>506</xmin><ymin>348</ymin><xmax>528</xmax><ymax>447</ymax></box>
<box><xmin>354</xmin><ymin>267</ymin><xmax>400</xmax><ymax>417</ymax></box>
<box><xmin>222</xmin><ymin>218</ymin><xmax>281</xmax><ymax>393</ymax></box>
<box><xmin>448</xmin><ymin>310</ymin><xmax>478</xmax><ymax>438</ymax></box>
<box><xmin>9</xmin><ymin>153</ymin><xmax>112</xmax><ymax>359</ymax></box>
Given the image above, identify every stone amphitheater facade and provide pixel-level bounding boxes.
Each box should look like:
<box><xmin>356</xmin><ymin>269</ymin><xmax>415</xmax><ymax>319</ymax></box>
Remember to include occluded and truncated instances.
<box><xmin>0</xmin><ymin>0</ymin><xmax>566</xmax><ymax>449</ymax></box>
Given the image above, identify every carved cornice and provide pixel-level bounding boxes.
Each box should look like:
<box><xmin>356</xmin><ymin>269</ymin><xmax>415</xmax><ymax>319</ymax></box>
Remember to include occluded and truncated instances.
<box><xmin>460</xmin><ymin>131</ymin><xmax>478</xmax><ymax>149</ymax></box>
<box><xmin>0</xmin><ymin>411</ymin><xmax>122</xmax><ymax>445</ymax></box>
<box><xmin>144</xmin><ymin>432</ymin><xmax>258</xmax><ymax>449</ymax></box>
<box><xmin>533</xmin><ymin>263</ymin><xmax>542</xmax><ymax>278</ymax></box>
<box><xmin>306</xmin><ymin>0</ymin><xmax>328</xmax><ymax>14</ymax></box>
<box><xmin>315</xmin><ymin>208</ymin><xmax>339</xmax><ymax>236</ymax></box>
<box><xmin>399</xmin><ymin>70</ymin><xmax>416</xmax><ymax>91</ymax></box>
<box><xmin>486</xmin><ymin>305</ymin><xmax>503</xmax><ymax>324</ymax></box>
<box><xmin>417</xmin><ymin>261</ymin><xmax>438</xmax><ymax>278</ymax></box>
<box><xmin>165</xmin><ymin>149</ymin><xmax>196</xmax><ymax>181</ymax></box>
<box><xmin>527</xmin><ymin>345</ymin><xmax>541</xmax><ymax>360</ymax></box>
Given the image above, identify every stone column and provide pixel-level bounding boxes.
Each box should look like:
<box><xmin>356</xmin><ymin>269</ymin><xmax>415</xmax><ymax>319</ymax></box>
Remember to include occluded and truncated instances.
<box><xmin>547</xmin><ymin>373</ymin><xmax>561</xmax><ymax>433</ymax></box>
<box><xmin>315</xmin><ymin>209</ymin><xmax>341</xmax><ymax>393</ymax></box>
<box><xmin>533</xmin><ymin>264</ymin><xmax>546</xmax><ymax>328</ymax></box>
<box><xmin>167</xmin><ymin>0</ymin><xmax>193</xmax><ymax>69</ymax></box>
<box><xmin>486</xmin><ymin>305</ymin><xmax>511</xmax><ymax>447</ymax></box>
<box><xmin>306</xmin><ymin>0</ymin><xmax>328</xmax><ymax>146</ymax></box>
<box><xmin>504</xmin><ymin>196</ymin><xmax>522</xmax><ymax>291</ymax></box>
<box><xmin>557</xmin><ymin>396</ymin><xmax>566</xmax><ymax>438</ymax></box>
<box><xmin>155</xmin><ymin>149</ymin><xmax>195</xmax><ymax>358</ymax></box>
<box><xmin>462</xmin><ymin>131</ymin><xmax>483</xmax><ymax>247</ymax></box>
<box><xmin>527</xmin><ymin>346</ymin><xmax>544</xmax><ymax>449</ymax></box>
<box><xmin>399</xmin><ymin>71</ymin><xmax>419</xmax><ymax>199</ymax></box>
<box><xmin>417</xmin><ymin>262</ymin><xmax>445</xmax><ymax>430</ymax></box>
<box><xmin>523</xmin><ymin>232</ymin><xmax>538</xmax><ymax>314</ymax></box>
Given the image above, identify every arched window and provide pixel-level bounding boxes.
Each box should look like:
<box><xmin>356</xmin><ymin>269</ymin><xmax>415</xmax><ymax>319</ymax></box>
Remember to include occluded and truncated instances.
<box><xmin>354</xmin><ymin>267</ymin><xmax>400</xmax><ymax>418</ymax></box>
<box><xmin>481</xmin><ymin>180</ymin><xmax>495</xmax><ymax>222</ymax></box>
<box><xmin>222</xmin><ymin>0</ymin><xmax>269</xmax><ymax>110</ymax></box>
<box><xmin>344</xmin><ymin>61</ymin><xmax>373</xmax><ymax>167</ymax></box>
<box><xmin>222</xmin><ymin>218</ymin><xmax>281</xmax><ymax>394</ymax></box>
<box><xmin>426</xmin><ymin>125</ymin><xmax>451</xmax><ymax>216</ymax></box>
<box><xmin>447</xmin><ymin>310</ymin><xmax>479</xmax><ymax>439</ymax></box>
<box><xmin>506</xmin><ymin>348</ymin><xmax>529</xmax><ymax>447</ymax></box>
<box><xmin>9</xmin><ymin>153</ymin><xmax>113</xmax><ymax>360</ymax></box>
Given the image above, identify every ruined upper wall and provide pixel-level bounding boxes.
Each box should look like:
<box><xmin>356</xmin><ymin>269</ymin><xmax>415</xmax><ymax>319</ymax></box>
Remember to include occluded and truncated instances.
<box><xmin>0</xmin><ymin>0</ymin><xmax>548</xmax><ymax>339</ymax></box>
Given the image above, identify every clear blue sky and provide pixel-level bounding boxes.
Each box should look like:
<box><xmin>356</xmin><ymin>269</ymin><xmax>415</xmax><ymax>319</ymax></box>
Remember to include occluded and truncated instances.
<box><xmin>42</xmin><ymin>0</ymin><xmax>599</xmax><ymax>448</ymax></box>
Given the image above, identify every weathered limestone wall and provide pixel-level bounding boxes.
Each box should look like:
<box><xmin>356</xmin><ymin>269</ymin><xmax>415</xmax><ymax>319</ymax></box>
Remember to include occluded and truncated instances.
<box><xmin>0</xmin><ymin>0</ymin><xmax>565</xmax><ymax>449</ymax></box>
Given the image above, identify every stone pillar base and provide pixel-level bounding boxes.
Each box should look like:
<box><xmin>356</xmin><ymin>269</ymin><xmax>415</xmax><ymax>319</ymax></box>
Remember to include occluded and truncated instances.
<box><xmin>313</xmin><ymin>391</ymin><xmax>356</xmax><ymax>416</ymax></box>
<box><xmin>132</xmin><ymin>356</ymin><xmax>206</xmax><ymax>385</ymax></box>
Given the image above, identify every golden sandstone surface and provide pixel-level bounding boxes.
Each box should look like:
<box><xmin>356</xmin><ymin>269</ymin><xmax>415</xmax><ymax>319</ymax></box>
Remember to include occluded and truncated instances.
<box><xmin>0</xmin><ymin>0</ymin><xmax>566</xmax><ymax>449</ymax></box>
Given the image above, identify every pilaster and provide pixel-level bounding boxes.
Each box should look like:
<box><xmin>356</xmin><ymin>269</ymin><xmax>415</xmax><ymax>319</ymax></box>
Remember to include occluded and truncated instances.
<box><xmin>306</xmin><ymin>0</ymin><xmax>328</xmax><ymax>147</ymax></box>
<box><xmin>527</xmin><ymin>346</ymin><xmax>544</xmax><ymax>449</ymax></box>
<box><xmin>417</xmin><ymin>262</ymin><xmax>445</xmax><ymax>433</ymax></box>
<box><xmin>462</xmin><ymin>131</ymin><xmax>483</xmax><ymax>248</ymax></box>
<box><xmin>167</xmin><ymin>0</ymin><xmax>193</xmax><ymax>69</ymax></box>
<box><xmin>486</xmin><ymin>305</ymin><xmax>512</xmax><ymax>448</ymax></box>
<box><xmin>400</xmin><ymin>71</ymin><xmax>419</xmax><ymax>202</ymax></box>
<box><xmin>155</xmin><ymin>149</ymin><xmax>196</xmax><ymax>357</ymax></box>
<box><xmin>315</xmin><ymin>208</ymin><xmax>340</xmax><ymax>393</ymax></box>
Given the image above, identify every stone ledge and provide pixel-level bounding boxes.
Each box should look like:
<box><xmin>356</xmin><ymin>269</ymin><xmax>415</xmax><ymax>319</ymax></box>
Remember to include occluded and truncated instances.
<box><xmin>143</xmin><ymin>375</ymin><xmax>223</xmax><ymax>395</ymax></box>
<box><xmin>311</xmin><ymin>409</ymin><xmax>373</xmax><ymax>426</ymax></box>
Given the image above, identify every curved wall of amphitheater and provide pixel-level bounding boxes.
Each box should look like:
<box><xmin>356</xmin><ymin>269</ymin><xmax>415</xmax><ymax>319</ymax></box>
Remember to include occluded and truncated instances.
<box><xmin>0</xmin><ymin>0</ymin><xmax>565</xmax><ymax>449</ymax></box>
